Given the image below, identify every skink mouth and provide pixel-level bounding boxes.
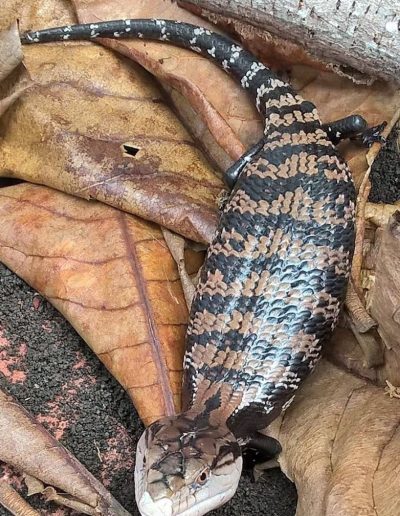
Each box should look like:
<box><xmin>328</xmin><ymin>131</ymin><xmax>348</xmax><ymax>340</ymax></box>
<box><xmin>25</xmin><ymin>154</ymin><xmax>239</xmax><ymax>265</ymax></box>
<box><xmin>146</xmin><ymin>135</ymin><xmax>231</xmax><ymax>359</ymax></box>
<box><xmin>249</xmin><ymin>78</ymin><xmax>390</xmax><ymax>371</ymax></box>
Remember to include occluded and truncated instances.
<box><xmin>138</xmin><ymin>484</ymin><xmax>239</xmax><ymax>516</ymax></box>
<box><xmin>138</xmin><ymin>492</ymin><xmax>173</xmax><ymax>516</ymax></box>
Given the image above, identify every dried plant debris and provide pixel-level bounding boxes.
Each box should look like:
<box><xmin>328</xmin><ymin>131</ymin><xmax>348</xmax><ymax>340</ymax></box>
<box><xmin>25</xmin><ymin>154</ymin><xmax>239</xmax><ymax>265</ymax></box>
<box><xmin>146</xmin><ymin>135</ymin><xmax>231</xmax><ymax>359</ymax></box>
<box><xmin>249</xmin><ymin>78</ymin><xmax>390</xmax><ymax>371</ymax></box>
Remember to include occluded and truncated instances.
<box><xmin>0</xmin><ymin>388</ymin><xmax>130</xmax><ymax>515</ymax></box>
<box><xmin>267</xmin><ymin>360</ymin><xmax>400</xmax><ymax>516</ymax></box>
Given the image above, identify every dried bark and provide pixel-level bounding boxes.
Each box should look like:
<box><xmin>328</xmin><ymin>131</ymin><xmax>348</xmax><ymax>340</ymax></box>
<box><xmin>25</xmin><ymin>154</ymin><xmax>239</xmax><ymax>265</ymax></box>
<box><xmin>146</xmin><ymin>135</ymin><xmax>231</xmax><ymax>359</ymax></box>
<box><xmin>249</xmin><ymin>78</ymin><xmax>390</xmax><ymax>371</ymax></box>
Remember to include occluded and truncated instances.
<box><xmin>180</xmin><ymin>0</ymin><xmax>400</xmax><ymax>84</ymax></box>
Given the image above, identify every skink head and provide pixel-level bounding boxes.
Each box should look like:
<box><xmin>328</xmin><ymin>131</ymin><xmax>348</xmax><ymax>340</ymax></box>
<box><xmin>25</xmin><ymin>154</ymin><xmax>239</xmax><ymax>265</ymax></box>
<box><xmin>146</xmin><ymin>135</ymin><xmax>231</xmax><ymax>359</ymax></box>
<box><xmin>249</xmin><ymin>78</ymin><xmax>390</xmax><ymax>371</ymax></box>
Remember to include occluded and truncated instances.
<box><xmin>135</xmin><ymin>412</ymin><xmax>242</xmax><ymax>516</ymax></box>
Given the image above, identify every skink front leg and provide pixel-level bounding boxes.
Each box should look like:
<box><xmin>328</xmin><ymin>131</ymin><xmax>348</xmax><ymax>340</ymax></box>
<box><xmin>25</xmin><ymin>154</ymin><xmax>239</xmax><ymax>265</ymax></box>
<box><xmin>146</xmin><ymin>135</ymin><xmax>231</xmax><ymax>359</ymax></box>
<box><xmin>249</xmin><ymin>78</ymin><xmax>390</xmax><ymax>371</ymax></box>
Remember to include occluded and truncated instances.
<box><xmin>322</xmin><ymin>115</ymin><xmax>387</xmax><ymax>147</ymax></box>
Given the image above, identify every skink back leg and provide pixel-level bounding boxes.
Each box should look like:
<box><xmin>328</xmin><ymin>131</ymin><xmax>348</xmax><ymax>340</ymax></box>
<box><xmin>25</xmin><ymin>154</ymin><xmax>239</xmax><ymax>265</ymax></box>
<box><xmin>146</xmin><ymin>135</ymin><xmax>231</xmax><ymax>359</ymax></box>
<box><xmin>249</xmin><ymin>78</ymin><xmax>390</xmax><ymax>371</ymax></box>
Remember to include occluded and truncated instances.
<box><xmin>224</xmin><ymin>138</ymin><xmax>266</xmax><ymax>188</ymax></box>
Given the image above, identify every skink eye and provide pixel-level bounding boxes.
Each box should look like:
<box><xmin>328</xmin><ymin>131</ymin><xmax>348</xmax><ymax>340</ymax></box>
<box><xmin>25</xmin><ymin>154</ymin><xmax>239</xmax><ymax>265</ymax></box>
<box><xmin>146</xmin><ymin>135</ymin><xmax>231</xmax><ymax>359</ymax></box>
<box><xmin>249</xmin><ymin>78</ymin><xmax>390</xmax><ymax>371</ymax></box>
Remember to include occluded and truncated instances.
<box><xmin>196</xmin><ymin>470</ymin><xmax>209</xmax><ymax>485</ymax></box>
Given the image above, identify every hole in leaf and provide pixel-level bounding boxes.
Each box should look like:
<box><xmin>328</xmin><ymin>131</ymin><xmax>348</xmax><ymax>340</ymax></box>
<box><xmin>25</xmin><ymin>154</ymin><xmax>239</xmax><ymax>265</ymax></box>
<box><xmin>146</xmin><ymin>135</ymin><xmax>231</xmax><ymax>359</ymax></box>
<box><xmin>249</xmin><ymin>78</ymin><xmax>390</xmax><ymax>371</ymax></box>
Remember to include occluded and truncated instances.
<box><xmin>122</xmin><ymin>142</ymin><xmax>141</xmax><ymax>157</ymax></box>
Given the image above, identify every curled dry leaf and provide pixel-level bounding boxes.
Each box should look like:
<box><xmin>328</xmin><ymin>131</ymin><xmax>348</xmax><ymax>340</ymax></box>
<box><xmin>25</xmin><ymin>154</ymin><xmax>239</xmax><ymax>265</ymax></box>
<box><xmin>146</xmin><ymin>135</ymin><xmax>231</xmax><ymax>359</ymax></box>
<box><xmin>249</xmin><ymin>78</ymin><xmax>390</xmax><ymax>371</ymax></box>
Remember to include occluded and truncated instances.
<box><xmin>0</xmin><ymin>387</ymin><xmax>130</xmax><ymax>515</ymax></box>
<box><xmin>266</xmin><ymin>360</ymin><xmax>400</xmax><ymax>516</ymax></box>
<box><xmin>0</xmin><ymin>22</ymin><xmax>22</xmax><ymax>82</ymax></box>
<box><xmin>369</xmin><ymin>213</ymin><xmax>400</xmax><ymax>384</ymax></box>
<box><xmin>162</xmin><ymin>228</ymin><xmax>195</xmax><ymax>310</ymax></box>
<box><xmin>0</xmin><ymin>183</ymin><xmax>194</xmax><ymax>425</ymax></box>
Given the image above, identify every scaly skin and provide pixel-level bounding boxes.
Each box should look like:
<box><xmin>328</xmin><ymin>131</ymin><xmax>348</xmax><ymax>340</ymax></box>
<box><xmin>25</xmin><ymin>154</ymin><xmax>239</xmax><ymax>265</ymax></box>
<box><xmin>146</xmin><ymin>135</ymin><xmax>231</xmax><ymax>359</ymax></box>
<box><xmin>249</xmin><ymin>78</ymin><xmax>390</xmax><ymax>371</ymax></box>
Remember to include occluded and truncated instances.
<box><xmin>21</xmin><ymin>20</ymin><xmax>356</xmax><ymax>515</ymax></box>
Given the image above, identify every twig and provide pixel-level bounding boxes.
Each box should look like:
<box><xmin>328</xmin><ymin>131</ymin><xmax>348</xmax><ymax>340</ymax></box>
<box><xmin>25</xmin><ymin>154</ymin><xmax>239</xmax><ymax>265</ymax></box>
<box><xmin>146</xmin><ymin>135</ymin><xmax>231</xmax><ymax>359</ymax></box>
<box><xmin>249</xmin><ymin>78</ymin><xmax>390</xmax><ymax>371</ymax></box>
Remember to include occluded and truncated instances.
<box><xmin>0</xmin><ymin>481</ymin><xmax>40</xmax><ymax>516</ymax></box>
<box><xmin>344</xmin><ymin>313</ymin><xmax>383</xmax><ymax>368</ymax></box>
<box><xmin>345</xmin><ymin>280</ymin><xmax>376</xmax><ymax>333</ymax></box>
<box><xmin>351</xmin><ymin>108</ymin><xmax>400</xmax><ymax>291</ymax></box>
<box><xmin>351</xmin><ymin>169</ymin><xmax>372</xmax><ymax>294</ymax></box>
<box><xmin>42</xmin><ymin>487</ymin><xmax>98</xmax><ymax>515</ymax></box>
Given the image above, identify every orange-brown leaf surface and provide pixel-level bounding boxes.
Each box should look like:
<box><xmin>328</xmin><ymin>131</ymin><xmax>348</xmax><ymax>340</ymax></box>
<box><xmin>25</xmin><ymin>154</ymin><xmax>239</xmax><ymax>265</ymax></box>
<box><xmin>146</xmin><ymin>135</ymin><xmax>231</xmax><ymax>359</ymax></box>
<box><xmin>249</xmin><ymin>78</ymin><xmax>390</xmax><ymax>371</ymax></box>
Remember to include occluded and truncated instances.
<box><xmin>0</xmin><ymin>183</ymin><xmax>195</xmax><ymax>426</ymax></box>
<box><xmin>0</xmin><ymin>387</ymin><xmax>130</xmax><ymax>515</ymax></box>
<box><xmin>266</xmin><ymin>360</ymin><xmax>400</xmax><ymax>516</ymax></box>
<box><xmin>0</xmin><ymin>0</ymin><xmax>223</xmax><ymax>244</ymax></box>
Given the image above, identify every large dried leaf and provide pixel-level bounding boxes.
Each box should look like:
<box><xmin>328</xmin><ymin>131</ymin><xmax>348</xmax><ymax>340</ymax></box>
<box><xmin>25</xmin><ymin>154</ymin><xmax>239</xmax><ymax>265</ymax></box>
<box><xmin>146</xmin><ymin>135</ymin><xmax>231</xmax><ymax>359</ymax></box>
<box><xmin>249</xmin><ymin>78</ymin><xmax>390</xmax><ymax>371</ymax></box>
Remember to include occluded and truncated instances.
<box><xmin>0</xmin><ymin>387</ymin><xmax>130</xmax><ymax>515</ymax></box>
<box><xmin>266</xmin><ymin>360</ymin><xmax>400</xmax><ymax>516</ymax></box>
<box><xmin>0</xmin><ymin>0</ymin><xmax>223</xmax><ymax>244</ymax></box>
<box><xmin>0</xmin><ymin>183</ymin><xmax>194</xmax><ymax>426</ymax></box>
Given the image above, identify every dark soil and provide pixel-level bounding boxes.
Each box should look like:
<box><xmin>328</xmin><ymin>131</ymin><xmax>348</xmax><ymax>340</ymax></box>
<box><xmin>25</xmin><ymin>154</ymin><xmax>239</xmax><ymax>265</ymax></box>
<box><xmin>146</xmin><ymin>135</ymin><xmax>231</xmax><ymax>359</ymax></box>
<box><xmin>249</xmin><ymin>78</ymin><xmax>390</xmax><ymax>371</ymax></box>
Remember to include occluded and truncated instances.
<box><xmin>370</xmin><ymin>124</ymin><xmax>400</xmax><ymax>203</ymax></box>
<box><xmin>0</xmin><ymin>128</ymin><xmax>398</xmax><ymax>516</ymax></box>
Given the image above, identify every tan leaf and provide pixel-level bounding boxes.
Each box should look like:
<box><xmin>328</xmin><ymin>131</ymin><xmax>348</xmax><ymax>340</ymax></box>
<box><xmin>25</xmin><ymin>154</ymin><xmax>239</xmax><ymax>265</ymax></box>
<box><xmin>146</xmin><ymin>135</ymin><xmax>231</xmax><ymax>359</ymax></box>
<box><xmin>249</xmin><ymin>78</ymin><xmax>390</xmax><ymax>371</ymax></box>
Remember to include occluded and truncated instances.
<box><xmin>267</xmin><ymin>360</ymin><xmax>400</xmax><ymax>516</ymax></box>
<box><xmin>72</xmin><ymin>0</ymin><xmax>262</xmax><ymax>164</ymax></box>
<box><xmin>0</xmin><ymin>387</ymin><xmax>130</xmax><ymax>515</ymax></box>
<box><xmin>0</xmin><ymin>183</ymin><xmax>192</xmax><ymax>425</ymax></box>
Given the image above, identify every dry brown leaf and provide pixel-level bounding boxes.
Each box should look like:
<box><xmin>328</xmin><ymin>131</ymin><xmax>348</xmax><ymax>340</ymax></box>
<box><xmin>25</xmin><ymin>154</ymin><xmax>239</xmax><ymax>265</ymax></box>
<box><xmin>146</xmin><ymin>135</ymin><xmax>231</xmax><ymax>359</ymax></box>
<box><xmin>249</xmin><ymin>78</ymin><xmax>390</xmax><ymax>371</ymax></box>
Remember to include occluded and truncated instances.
<box><xmin>266</xmin><ymin>360</ymin><xmax>400</xmax><ymax>516</ymax></box>
<box><xmin>72</xmin><ymin>0</ymin><xmax>262</xmax><ymax>165</ymax></box>
<box><xmin>327</xmin><ymin>327</ymin><xmax>378</xmax><ymax>383</ymax></box>
<box><xmin>162</xmin><ymin>228</ymin><xmax>203</xmax><ymax>310</ymax></box>
<box><xmin>1</xmin><ymin>0</ymin><xmax>223</xmax><ymax>244</ymax></box>
<box><xmin>0</xmin><ymin>387</ymin><xmax>130</xmax><ymax>515</ymax></box>
<box><xmin>0</xmin><ymin>183</ymin><xmax>192</xmax><ymax>425</ymax></box>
